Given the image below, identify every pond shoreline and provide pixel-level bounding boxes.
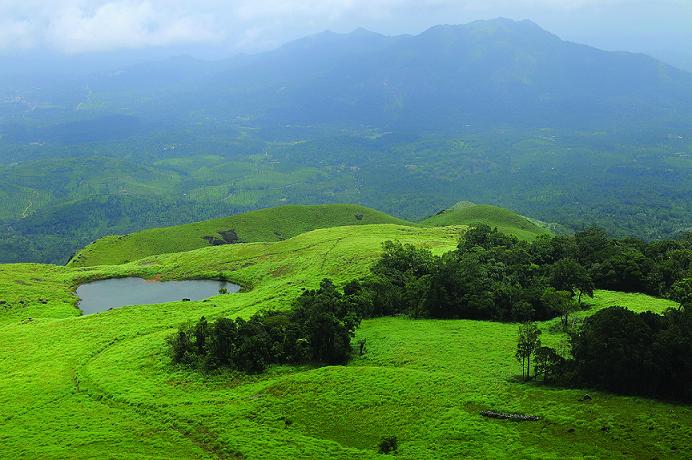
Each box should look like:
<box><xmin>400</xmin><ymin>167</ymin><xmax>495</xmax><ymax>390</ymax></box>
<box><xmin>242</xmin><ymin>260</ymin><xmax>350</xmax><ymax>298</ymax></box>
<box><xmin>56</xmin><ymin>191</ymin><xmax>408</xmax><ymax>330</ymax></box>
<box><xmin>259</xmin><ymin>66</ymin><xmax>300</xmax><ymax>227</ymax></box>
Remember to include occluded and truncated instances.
<box><xmin>76</xmin><ymin>277</ymin><xmax>240</xmax><ymax>314</ymax></box>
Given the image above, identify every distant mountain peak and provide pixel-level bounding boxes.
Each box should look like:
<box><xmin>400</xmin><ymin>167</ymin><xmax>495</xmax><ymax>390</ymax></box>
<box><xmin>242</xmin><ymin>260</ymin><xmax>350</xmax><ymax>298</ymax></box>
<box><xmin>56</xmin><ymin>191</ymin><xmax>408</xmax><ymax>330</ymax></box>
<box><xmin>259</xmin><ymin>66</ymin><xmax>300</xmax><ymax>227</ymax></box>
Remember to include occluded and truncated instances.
<box><xmin>349</xmin><ymin>27</ymin><xmax>380</xmax><ymax>37</ymax></box>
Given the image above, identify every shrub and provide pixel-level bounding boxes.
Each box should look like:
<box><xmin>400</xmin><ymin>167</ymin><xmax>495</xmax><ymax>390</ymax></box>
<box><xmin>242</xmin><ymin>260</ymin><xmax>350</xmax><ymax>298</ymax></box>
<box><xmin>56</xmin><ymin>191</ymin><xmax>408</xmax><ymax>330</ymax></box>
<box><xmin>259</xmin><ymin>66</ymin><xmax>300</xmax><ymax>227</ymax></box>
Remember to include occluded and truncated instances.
<box><xmin>378</xmin><ymin>436</ymin><xmax>398</xmax><ymax>454</ymax></box>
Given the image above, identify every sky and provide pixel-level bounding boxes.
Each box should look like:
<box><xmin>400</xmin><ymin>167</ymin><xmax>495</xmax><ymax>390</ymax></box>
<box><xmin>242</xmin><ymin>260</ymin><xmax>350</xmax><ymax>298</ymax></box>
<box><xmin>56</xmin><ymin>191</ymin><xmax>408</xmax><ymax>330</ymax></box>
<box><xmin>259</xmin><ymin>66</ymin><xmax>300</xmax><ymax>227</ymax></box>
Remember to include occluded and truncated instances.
<box><xmin>1</xmin><ymin>0</ymin><xmax>691</xmax><ymax>69</ymax></box>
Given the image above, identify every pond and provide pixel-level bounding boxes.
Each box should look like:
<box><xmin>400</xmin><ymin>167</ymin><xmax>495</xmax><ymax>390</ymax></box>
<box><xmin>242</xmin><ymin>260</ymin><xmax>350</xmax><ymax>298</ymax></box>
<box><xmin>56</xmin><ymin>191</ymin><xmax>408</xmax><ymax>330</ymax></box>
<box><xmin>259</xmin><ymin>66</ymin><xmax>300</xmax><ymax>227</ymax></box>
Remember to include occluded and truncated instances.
<box><xmin>76</xmin><ymin>277</ymin><xmax>240</xmax><ymax>314</ymax></box>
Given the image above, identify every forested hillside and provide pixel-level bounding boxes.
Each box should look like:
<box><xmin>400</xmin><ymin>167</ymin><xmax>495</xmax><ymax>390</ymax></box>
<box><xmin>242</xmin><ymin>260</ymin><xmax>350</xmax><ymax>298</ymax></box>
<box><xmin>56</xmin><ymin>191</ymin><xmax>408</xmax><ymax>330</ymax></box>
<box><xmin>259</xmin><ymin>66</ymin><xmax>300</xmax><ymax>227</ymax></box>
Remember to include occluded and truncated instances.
<box><xmin>1</xmin><ymin>18</ymin><xmax>691</xmax><ymax>264</ymax></box>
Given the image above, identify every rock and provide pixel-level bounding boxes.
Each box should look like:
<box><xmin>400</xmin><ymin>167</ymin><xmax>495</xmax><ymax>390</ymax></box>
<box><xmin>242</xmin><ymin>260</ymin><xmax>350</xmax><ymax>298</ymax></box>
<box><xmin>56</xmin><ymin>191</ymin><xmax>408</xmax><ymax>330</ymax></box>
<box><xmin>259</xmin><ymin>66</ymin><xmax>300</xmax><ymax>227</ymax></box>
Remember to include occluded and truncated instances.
<box><xmin>579</xmin><ymin>394</ymin><xmax>592</xmax><ymax>401</ymax></box>
<box><xmin>480</xmin><ymin>410</ymin><xmax>541</xmax><ymax>421</ymax></box>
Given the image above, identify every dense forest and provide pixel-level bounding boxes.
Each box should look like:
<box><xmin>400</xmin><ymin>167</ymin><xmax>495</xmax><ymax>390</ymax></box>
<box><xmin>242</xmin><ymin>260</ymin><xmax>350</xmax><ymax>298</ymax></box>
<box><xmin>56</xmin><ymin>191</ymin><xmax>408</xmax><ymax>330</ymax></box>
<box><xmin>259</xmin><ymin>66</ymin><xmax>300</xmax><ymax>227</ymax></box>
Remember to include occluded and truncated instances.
<box><xmin>1</xmin><ymin>127</ymin><xmax>690</xmax><ymax>264</ymax></box>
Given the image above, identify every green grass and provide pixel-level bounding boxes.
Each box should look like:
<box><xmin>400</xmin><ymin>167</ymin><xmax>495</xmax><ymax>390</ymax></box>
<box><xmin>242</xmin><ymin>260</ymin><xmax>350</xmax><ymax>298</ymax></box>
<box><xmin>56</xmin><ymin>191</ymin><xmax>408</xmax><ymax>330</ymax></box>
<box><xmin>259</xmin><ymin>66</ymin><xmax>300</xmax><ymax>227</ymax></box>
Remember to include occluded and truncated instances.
<box><xmin>69</xmin><ymin>204</ymin><xmax>410</xmax><ymax>267</ymax></box>
<box><xmin>69</xmin><ymin>202</ymin><xmax>550</xmax><ymax>268</ymax></box>
<box><xmin>422</xmin><ymin>202</ymin><xmax>551</xmax><ymax>240</ymax></box>
<box><xmin>0</xmin><ymin>222</ymin><xmax>688</xmax><ymax>458</ymax></box>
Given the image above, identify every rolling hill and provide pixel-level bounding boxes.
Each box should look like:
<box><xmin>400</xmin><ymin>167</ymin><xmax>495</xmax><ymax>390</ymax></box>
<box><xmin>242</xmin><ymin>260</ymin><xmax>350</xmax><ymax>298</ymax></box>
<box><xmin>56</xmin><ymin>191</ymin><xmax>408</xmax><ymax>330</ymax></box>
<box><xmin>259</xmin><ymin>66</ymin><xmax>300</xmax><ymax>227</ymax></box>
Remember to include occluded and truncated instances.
<box><xmin>422</xmin><ymin>202</ymin><xmax>551</xmax><ymax>239</ymax></box>
<box><xmin>0</xmin><ymin>210</ymin><xmax>687</xmax><ymax>458</ymax></box>
<box><xmin>68</xmin><ymin>203</ymin><xmax>548</xmax><ymax>267</ymax></box>
<box><xmin>2</xmin><ymin>18</ymin><xmax>691</xmax><ymax>265</ymax></box>
<box><xmin>68</xmin><ymin>204</ymin><xmax>410</xmax><ymax>267</ymax></box>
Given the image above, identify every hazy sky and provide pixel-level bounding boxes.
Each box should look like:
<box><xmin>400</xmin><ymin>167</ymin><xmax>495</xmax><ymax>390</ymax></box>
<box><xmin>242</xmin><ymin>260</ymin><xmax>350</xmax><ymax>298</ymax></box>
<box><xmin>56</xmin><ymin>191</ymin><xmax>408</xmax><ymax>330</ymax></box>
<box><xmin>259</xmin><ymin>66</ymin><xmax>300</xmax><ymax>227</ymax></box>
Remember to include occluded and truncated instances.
<box><xmin>1</xmin><ymin>0</ymin><xmax>691</xmax><ymax>67</ymax></box>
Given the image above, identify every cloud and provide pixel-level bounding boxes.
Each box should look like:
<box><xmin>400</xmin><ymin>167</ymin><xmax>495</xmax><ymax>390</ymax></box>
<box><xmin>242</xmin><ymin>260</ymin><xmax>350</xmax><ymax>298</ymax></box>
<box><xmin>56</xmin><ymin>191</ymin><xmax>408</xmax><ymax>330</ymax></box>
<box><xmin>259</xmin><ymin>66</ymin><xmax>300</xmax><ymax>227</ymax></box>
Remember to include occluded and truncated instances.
<box><xmin>45</xmin><ymin>1</ymin><xmax>220</xmax><ymax>53</ymax></box>
<box><xmin>0</xmin><ymin>0</ymin><xmax>224</xmax><ymax>53</ymax></box>
<box><xmin>0</xmin><ymin>19</ymin><xmax>35</xmax><ymax>49</ymax></box>
<box><xmin>0</xmin><ymin>0</ymin><xmax>689</xmax><ymax>54</ymax></box>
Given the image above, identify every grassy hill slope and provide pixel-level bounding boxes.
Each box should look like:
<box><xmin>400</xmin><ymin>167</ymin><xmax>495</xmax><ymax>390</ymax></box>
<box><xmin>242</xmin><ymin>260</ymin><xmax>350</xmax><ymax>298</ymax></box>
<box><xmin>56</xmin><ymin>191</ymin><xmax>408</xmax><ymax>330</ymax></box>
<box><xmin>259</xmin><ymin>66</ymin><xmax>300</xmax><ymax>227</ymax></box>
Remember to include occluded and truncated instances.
<box><xmin>0</xmin><ymin>222</ymin><xmax>687</xmax><ymax>458</ymax></box>
<box><xmin>422</xmin><ymin>202</ymin><xmax>551</xmax><ymax>239</ymax></box>
<box><xmin>69</xmin><ymin>202</ymin><xmax>550</xmax><ymax>268</ymax></box>
<box><xmin>68</xmin><ymin>204</ymin><xmax>409</xmax><ymax>267</ymax></box>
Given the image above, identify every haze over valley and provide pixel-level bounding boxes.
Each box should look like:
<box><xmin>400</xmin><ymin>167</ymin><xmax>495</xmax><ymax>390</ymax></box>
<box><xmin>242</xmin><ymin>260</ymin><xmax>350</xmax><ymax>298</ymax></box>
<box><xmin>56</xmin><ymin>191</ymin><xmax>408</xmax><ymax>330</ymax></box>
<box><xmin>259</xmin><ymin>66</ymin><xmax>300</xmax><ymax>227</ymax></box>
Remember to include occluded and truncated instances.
<box><xmin>0</xmin><ymin>2</ymin><xmax>690</xmax><ymax>458</ymax></box>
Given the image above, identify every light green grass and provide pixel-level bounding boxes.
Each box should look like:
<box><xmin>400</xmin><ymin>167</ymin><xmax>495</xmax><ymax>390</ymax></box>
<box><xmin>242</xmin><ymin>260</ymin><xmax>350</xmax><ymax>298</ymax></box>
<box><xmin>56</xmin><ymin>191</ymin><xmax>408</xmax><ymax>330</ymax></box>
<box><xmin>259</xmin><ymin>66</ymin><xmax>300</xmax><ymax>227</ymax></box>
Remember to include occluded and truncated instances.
<box><xmin>69</xmin><ymin>203</ymin><xmax>551</xmax><ymax>268</ymax></box>
<box><xmin>0</xmin><ymin>222</ymin><xmax>688</xmax><ymax>458</ymax></box>
<box><xmin>69</xmin><ymin>204</ymin><xmax>410</xmax><ymax>267</ymax></box>
<box><xmin>422</xmin><ymin>202</ymin><xmax>551</xmax><ymax>240</ymax></box>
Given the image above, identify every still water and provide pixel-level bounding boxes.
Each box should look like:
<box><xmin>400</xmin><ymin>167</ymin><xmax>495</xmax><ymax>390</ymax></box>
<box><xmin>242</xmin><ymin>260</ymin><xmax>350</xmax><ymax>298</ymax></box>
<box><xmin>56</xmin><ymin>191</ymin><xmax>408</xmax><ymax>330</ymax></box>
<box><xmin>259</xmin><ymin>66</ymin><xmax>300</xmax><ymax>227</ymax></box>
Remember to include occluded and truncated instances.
<box><xmin>76</xmin><ymin>277</ymin><xmax>239</xmax><ymax>314</ymax></box>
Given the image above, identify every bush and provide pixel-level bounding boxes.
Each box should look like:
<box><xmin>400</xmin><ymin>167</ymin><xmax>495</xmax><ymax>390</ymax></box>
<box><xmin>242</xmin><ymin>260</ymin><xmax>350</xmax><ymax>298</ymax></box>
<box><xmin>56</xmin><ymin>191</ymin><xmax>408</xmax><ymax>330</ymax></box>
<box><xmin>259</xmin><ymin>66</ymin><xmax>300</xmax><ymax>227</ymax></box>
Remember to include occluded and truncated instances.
<box><xmin>378</xmin><ymin>436</ymin><xmax>398</xmax><ymax>454</ymax></box>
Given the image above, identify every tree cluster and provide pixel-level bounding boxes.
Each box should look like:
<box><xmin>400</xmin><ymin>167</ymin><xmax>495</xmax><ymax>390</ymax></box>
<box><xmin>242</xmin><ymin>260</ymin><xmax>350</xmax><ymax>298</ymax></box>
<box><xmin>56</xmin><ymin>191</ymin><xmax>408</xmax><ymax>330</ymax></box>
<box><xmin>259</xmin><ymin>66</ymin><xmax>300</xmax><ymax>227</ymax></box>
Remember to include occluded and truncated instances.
<box><xmin>518</xmin><ymin>306</ymin><xmax>691</xmax><ymax>401</ymax></box>
<box><xmin>168</xmin><ymin>280</ymin><xmax>361</xmax><ymax>373</ymax></box>
<box><xmin>343</xmin><ymin>225</ymin><xmax>590</xmax><ymax>322</ymax></box>
<box><xmin>344</xmin><ymin>225</ymin><xmax>691</xmax><ymax>323</ymax></box>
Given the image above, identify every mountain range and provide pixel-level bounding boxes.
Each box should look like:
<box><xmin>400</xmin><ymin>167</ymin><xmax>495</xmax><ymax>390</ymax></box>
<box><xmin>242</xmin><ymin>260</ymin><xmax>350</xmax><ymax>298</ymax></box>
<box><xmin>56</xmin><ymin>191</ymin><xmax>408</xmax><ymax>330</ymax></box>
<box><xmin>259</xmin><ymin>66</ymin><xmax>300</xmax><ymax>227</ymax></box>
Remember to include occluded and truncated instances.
<box><xmin>4</xmin><ymin>18</ymin><xmax>692</xmax><ymax>135</ymax></box>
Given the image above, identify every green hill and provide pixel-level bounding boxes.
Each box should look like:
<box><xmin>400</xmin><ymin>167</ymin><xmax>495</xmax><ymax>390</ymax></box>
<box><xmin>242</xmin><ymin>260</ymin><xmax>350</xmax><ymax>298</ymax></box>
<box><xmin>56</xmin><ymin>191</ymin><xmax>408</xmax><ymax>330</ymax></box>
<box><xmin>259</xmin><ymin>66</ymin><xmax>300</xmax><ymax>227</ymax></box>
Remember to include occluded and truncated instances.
<box><xmin>422</xmin><ymin>202</ymin><xmax>551</xmax><ymax>239</ymax></box>
<box><xmin>69</xmin><ymin>202</ymin><xmax>551</xmax><ymax>268</ymax></box>
<box><xmin>68</xmin><ymin>204</ymin><xmax>409</xmax><ymax>267</ymax></box>
<box><xmin>0</xmin><ymin>222</ymin><xmax>686</xmax><ymax>458</ymax></box>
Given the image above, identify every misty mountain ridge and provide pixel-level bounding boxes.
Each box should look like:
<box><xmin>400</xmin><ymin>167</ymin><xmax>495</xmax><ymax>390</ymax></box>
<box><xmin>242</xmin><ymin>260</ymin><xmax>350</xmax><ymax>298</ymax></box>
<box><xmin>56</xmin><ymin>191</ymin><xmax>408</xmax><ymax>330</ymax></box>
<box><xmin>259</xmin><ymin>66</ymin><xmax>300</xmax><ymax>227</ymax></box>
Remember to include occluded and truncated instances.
<box><xmin>86</xmin><ymin>18</ymin><xmax>692</xmax><ymax>131</ymax></box>
<box><xmin>4</xmin><ymin>18</ymin><xmax>692</xmax><ymax>136</ymax></box>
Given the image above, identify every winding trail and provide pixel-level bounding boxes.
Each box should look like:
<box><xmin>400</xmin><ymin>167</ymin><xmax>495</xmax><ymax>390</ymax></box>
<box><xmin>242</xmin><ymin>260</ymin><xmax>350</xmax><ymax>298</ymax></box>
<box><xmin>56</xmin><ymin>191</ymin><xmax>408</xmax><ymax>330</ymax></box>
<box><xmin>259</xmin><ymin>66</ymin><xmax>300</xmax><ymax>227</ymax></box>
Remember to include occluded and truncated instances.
<box><xmin>20</xmin><ymin>200</ymin><xmax>32</xmax><ymax>218</ymax></box>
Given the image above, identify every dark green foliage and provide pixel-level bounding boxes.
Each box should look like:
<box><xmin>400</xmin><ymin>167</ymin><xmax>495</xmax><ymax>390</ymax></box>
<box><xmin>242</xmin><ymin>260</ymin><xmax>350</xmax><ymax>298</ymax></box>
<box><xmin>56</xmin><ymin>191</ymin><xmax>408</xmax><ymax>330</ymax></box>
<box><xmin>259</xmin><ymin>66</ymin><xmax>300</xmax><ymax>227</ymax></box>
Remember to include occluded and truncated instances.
<box><xmin>570</xmin><ymin>306</ymin><xmax>692</xmax><ymax>401</ymax></box>
<box><xmin>549</xmin><ymin>258</ymin><xmax>594</xmax><ymax>302</ymax></box>
<box><xmin>533</xmin><ymin>306</ymin><xmax>692</xmax><ymax>401</ymax></box>
<box><xmin>533</xmin><ymin>346</ymin><xmax>566</xmax><ymax>383</ymax></box>
<box><xmin>359</xmin><ymin>225</ymin><xmax>558</xmax><ymax>321</ymax></box>
<box><xmin>458</xmin><ymin>224</ymin><xmax>518</xmax><ymax>252</ymax></box>
<box><xmin>541</xmin><ymin>288</ymin><xmax>579</xmax><ymax>329</ymax></box>
<box><xmin>168</xmin><ymin>279</ymin><xmax>361</xmax><ymax>373</ymax></box>
<box><xmin>516</xmin><ymin>323</ymin><xmax>542</xmax><ymax>381</ymax></box>
<box><xmin>378</xmin><ymin>436</ymin><xmax>398</xmax><ymax>455</ymax></box>
<box><xmin>670</xmin><ymin>278</ymin><xmax>692</xmax><ymax>309</ymax></box>
<box><xmin>351</xmin><ymin>226</ymin><xmax>690</xmax><ymax>323</ymax></box>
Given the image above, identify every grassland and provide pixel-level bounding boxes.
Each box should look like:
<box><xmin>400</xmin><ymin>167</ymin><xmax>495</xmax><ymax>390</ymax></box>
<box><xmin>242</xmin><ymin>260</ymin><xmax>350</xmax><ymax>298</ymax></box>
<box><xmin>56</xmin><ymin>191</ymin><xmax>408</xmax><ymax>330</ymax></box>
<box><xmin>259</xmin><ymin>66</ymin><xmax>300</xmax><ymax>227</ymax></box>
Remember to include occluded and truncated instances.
<box><xmin>69</xmin><ymin>204</ymin><xmax>409</xmax><ymax>267</ymax></box>
<box><xmin>421</xmin><ymin>202</ymin><xmax>551</xmax><ymax>240</ymax></box>
<box><xmin>69</xmin><ymin>203</ymin><xmax>547</xmax><ymax>268</ymax></box>
<box><xmin>0</xmin><ymin>220</ymin><xmax>689</xmax><ymax>459</ymax></box>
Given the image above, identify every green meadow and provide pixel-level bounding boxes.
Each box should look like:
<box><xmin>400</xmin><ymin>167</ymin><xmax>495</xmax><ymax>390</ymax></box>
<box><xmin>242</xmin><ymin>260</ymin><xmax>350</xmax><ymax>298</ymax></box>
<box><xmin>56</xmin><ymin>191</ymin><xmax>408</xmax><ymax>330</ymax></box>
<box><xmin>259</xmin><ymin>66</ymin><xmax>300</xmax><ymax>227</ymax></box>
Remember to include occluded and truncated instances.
<box><xmin>69</xmin><ymin>203</ymin><xmax>545</xmax><ymax>267</ymax></box>
<box><xmin>0</xmin><ymin>208</ymin><xmax>689</xmax><ymax>458</ymax></box>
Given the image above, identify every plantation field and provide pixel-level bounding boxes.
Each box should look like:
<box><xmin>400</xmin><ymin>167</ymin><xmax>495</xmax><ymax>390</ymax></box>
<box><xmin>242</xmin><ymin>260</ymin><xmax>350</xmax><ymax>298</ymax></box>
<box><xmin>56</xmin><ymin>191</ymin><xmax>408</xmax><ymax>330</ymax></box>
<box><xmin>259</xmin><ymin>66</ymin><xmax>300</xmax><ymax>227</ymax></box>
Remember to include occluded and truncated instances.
<box><xmin>0</xmin><ymin>223</ymin><xmax>689</xmax><ymax>458</ymax></box>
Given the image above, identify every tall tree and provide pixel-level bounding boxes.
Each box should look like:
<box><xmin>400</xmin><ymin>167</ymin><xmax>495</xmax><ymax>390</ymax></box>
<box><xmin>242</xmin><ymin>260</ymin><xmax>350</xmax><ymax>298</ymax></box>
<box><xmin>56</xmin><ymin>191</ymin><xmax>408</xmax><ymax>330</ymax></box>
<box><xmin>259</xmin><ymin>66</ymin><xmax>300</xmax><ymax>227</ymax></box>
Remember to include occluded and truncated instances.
<box><xmin>516</xmin><ymin>323</ymin><xmax>542</xmax><ymax>380</ymax></box>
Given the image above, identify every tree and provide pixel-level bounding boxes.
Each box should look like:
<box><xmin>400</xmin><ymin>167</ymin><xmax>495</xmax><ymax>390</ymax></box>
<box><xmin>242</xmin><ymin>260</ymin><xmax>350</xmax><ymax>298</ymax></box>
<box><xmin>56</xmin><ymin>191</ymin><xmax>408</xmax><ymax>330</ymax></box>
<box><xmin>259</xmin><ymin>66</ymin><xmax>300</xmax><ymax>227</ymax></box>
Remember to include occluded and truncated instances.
<box><xmin>167</xmin><ymin>326</ymin><xmax>193</xmax><ymax>364</ymax></box>
<box><xmin>293</xmin><ymin>279</ymin><xmax>361</xmax><ymax>364</ymax></box>
<box><xmin>209</xmin><ymin>317</ymin><xmax>238</xmax><ymax>366</ymax></box>
<box><xmin>459</xmin><ymin>224</ymin><xmax>518</xmax><ymax>253</ymax></box>
<box><xmin>516</xmin><ymin>323</ymin><xmax>542</xmax><ymax>380</ymax></box>
<box><xmin>570</xmin><ymin>307</ymin><xmax>656</xmax><ymax>395</ymax></box>
<box><xmin>549</xmin><ymin>258</ymin><xmax>594</xmax><ymax>303</ymax></box>
<box><xmin>670</xmin><ymin>278</ymin><xmax>692</xmax><ymax>310</ymax></box>
<box><xmin>194</xmin><ymin>316</ymin><xmax>210</xmax><ymax>355</ymax></box>
<box><xmin>542</xmin><ymin>287</ymin><xmax>579</xmax><ymax>329</ymax></box>
<box><xmin>533</xmin><ymin>346</ymin><xmax>565</xmax><ymax>383</ymax></box>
